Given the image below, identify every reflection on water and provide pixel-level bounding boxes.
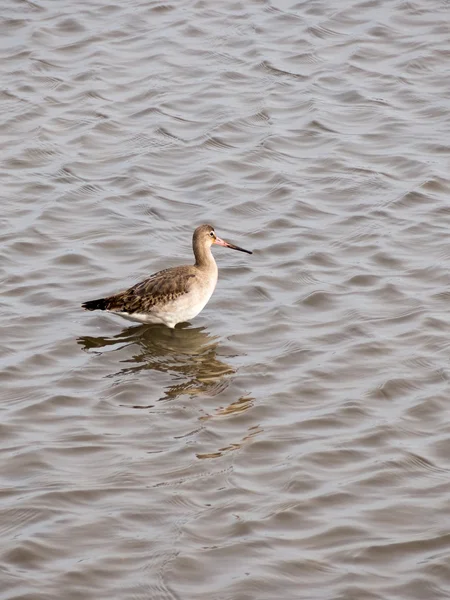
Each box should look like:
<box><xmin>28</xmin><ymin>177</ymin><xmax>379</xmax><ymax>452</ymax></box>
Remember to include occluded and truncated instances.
<box><xmin>196</xmin><ymin>423</ymin><xmax>263</xmax><ymax>460</ymax></box>
<box><xmin>200</xmin><ymin>394</ymin><xmax>255</xmax><ymax>419</ymax></box>
<box><xmin>77</xmin><ymin>323</ymin><xmax>235</xmax><ymax>401</ymax></box>
<box><xmin>198</xmin><ymin>395</ymin><xmax>263</xmax><ymax>458</ymax></box>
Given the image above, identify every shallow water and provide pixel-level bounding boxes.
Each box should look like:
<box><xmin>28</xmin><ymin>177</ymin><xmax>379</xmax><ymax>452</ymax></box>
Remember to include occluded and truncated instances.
<box><xmin>2</xmin><ymin>0</ymin><xmax>450</xmax><ymax>598</ymax></box>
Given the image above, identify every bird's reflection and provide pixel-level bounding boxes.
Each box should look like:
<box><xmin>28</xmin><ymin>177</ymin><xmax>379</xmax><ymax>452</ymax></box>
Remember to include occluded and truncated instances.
<box><xmin>77</xmin><ymin>323</ymin><xmax>235</xmax><ymax>401</ymax></box>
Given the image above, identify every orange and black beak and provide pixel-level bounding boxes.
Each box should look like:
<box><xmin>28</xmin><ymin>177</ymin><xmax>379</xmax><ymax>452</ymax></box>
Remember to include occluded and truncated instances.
<box><xmin>213</xmin><ymin>235</ymin><xmax>252</xmax><ymax>254</ymax></box>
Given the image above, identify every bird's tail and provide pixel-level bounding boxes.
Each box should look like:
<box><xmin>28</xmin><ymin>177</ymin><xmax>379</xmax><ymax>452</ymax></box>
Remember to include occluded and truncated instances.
<box><xmin>81</xmin><ymin>298</ymin><xmax>108</xmax><ymax>311</ymax></box>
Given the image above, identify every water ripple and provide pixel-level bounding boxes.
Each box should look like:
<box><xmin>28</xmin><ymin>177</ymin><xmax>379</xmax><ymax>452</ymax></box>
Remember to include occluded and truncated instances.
<box><xmin>2</xmin><ymin>0</ymin><xmax>450</xmax><ymax>598</ymax></box>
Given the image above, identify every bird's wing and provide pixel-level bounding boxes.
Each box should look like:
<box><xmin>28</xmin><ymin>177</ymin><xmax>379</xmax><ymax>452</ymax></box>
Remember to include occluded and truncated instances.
<box><xmin>105</xmin><ymin>266</ymin><xmax>196</xmax><ymax>313</ymax></box>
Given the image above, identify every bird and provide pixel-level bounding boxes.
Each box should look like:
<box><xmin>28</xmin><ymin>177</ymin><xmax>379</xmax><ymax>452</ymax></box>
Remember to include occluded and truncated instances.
<box><xmin>82</xmin><ymin>224</ymin><xmax>253</xmax><ymax>328</ymax></box>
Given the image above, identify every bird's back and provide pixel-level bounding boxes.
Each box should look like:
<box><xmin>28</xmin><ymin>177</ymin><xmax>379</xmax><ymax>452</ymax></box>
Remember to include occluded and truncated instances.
<box><xmin>82</xmin><ymin>263</ymin><xmax>217</xmax><ymax>327</ymax></box>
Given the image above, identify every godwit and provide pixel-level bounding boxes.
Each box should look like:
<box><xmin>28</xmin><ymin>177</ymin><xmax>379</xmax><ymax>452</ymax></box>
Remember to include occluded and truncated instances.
<box><xmin>82</xmin><ymin>224</ymin><xmax>252</xmax><ymax>328</ymax></box>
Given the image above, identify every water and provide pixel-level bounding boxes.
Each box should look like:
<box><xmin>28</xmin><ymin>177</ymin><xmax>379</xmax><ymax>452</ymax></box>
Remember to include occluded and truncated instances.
<box><xmin>2</xmin><ymin>0</ymin><xmax>450</xmax><ymax>598</ymax></box>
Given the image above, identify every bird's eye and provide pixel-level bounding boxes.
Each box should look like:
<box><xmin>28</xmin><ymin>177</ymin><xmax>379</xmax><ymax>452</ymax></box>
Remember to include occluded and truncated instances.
<box><xmin>210</xmin><ymin>231</ymin><xmax>215</xmax><ymax>237</ymax></box>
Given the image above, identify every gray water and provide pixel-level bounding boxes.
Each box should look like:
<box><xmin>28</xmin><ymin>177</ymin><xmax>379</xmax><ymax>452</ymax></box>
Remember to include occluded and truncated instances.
<box><xmin>2</xmin><ymin>0</ymin><xmax>450</xmax><ymax>598</ymax></box>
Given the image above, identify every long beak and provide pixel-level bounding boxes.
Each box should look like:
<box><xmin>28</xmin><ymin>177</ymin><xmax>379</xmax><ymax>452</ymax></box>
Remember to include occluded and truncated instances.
<box><xmin>214</xmin><ymin>236</ymin><xmax>252</xmax><ymax>254</ymax></box>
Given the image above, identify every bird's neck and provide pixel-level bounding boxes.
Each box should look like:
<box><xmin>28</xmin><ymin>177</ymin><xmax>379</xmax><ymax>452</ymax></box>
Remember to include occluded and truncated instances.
<box><xmin>194</xmin><ymin>243</ymin><xmax>217</xmax><ymax>271</ymax></box>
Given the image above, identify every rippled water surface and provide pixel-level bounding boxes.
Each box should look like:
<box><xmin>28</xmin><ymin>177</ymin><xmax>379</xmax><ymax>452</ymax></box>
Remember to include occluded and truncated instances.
<box><xmin>2</xmin><ymin>0</ymin><xmax>450</xmax><ymax>598</ymax></box>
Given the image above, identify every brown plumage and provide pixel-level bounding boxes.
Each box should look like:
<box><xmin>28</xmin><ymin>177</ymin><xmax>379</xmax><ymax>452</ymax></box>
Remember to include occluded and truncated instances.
<box><xmin>83</xmin><ymin>267</ymin><xmax>196</xmax><ymax>313</ymax></box>
<box><xmin>82</xmin><ymin>224</ymin><xmax>252</xmax><ymax>328</ymax></box>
